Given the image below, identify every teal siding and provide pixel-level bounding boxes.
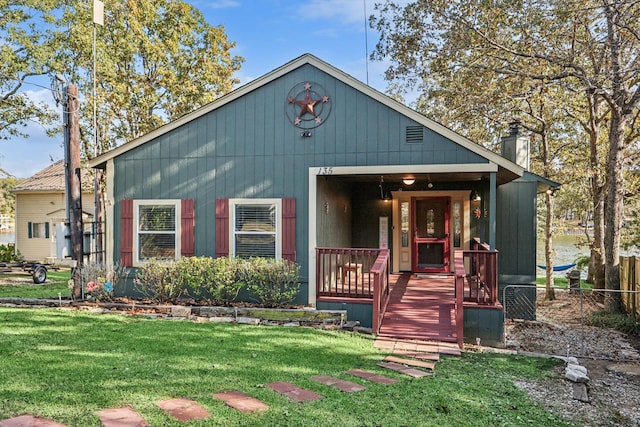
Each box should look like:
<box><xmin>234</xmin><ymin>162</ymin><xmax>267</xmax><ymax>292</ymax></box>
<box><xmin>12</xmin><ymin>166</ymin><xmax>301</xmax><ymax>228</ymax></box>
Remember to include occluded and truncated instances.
<box><xmin>316</xmin><ymin>301</ymin><xmax>373</xmax><ymax>328</ymax></box>
<box><xmin>496</xmin><ymin>177</ymin><xmax>538</xmax><ymax>285</ymax></box>
<box><xmin>463</xmin><ymin>306</ymin><xmax>504</xmax><ymax>347</ymax></box>
<box><xmin>112</xmin><ymin>63</ymin><xmax>491</xmax><ymax>302</ymax></box>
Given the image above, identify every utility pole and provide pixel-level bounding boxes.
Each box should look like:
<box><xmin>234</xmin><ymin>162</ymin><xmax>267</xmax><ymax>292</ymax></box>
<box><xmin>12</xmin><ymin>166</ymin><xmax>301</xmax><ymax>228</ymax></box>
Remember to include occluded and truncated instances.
<box><xmin>93</xmin><ymin>0</ymin><xmax>104</xmax><ymax>264</ymax></box>
<box><xmin>64</xmin><ymin>85</ymin><xmax>84</xmax><ymax>299</ymax></box>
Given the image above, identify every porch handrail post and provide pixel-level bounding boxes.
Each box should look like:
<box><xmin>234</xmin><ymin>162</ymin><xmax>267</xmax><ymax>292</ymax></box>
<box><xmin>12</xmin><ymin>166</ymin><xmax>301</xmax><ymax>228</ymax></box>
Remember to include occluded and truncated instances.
<box><xmin>454</xmin><ymin>250</ymin><xmax>465</xmax><ymax>349</ymax></box>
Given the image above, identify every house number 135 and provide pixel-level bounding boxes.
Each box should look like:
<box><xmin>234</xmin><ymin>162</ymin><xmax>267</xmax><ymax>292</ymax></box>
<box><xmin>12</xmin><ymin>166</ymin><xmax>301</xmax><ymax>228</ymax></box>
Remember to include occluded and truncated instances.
<box><xmin>318</xmin><ymin>167</ymin><xmax>333</xmax><ymax>175</ymax></box>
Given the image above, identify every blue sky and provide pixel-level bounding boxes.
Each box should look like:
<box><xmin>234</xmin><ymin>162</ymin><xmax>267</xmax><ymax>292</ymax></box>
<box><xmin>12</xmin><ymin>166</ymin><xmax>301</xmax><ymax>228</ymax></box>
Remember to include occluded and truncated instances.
<box><xmin>1</xmin><ymin>0</ymin><xmax>402</xmax><ymax>178</ymax></box>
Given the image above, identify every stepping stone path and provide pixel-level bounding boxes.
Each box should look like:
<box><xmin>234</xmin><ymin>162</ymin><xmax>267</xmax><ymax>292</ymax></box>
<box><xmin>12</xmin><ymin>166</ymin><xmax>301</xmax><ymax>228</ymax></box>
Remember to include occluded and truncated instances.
<box><xmin>347</xmin><ymin>369</ymin><xmax>399</xmax><ymax>385</ymax></box>
<box><xmin>310</xmin><ymin>375</ymin><xmax>367</xmax><ymax>392</ymax></box>
<box><xmin>96</xmin><ymin>407</ymin><xmax>148</xmax><ymax>427</ymax></box>
<box><xmin>384</xmin><ymin>355</ymin><xmax>437</xmax><ymax>371</ymax></box>
<box><xmin>156</xmin><ymin>398</ymin><xmax>210</xmax><ymax>421</ymax></box>
<box><xmin>377</xmin><ymin>361</ymin><xmax>432</xmax><ymax>378</ymax></box>
<box><xmin>212</xmin><ymin>391</ymin><xmax>269</xmax><ymax>413</ymax></box>
<box><xmin>267</xmin><ymin>382</ymin><xmax>324</xmax><ymax>402</ymax></box>
<box><xmin>1</xmin><ymin>338</ymin><xmax>458</xmax><ymax>426</ymax></box>
<box><xmin>0</xmin><ymin>415</ymin><xmax>68</xmax><ymax>427</ymax></box>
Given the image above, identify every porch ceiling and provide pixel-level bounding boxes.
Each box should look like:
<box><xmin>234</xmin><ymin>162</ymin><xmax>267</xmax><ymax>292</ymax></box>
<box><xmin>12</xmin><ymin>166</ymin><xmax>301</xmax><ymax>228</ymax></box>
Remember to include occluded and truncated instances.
<box><xmin>333</xmin><ymin>171</ymin><xmax>503</xmax><ymax>186</ymax></box>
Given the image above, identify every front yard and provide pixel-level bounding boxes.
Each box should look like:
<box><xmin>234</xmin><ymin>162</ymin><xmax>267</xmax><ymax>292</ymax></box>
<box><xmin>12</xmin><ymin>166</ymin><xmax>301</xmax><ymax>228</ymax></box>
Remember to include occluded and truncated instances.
<box><xmin>0</xmin><ymin>308</ymin><xmax>570</xmax><ymax>427</ymax></box>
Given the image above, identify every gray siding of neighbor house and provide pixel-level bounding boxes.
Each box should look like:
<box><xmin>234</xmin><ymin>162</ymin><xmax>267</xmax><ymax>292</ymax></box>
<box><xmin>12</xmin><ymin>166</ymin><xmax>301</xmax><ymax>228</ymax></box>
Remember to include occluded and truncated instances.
<box><xmin>111</xmin><ymin>63</ymin><xmax>489</xmax><ymax>303</ymax></box>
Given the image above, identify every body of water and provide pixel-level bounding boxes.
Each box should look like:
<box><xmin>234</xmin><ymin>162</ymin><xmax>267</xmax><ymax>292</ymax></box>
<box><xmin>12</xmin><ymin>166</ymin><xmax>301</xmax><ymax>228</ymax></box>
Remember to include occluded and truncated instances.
<box><xmin>0</xmin><ymin>232</ymin><xmax>15</xmax><ymax>244</ymax></box>
<box><xmin>536</xmin><ymin>234</ymin><xmax>640</xmax><ymax>276</ymax></box>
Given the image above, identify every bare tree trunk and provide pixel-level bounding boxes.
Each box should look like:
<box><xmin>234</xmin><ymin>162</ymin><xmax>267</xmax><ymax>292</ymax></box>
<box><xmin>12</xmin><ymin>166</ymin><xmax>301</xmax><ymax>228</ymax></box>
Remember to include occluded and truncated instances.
<box><xmin>544</xmin><ymin>192</ymin><xmax>555</xmax><ymax>300</ymax></box>
<box><xmin>585</xmin><ymin>92</ymin><xmax>606</xmax><ymax>289</ymax></box>
<box><xmin>590</xmin><ymin>179</ymin><xmax>606</xmax><ymax>289</ymax></box>
<box><xmin>604</xmin><ymin>113</ymin><xmax>625</xmax><ymax>313</ymax></box>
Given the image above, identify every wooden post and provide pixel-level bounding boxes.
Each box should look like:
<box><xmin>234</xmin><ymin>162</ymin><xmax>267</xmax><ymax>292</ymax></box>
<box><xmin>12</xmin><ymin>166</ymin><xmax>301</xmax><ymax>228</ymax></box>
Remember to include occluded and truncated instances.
<box><xmin>65</xmin><ymin>85</ymin><xmax>84</xmax><ymax>299</ymax></box>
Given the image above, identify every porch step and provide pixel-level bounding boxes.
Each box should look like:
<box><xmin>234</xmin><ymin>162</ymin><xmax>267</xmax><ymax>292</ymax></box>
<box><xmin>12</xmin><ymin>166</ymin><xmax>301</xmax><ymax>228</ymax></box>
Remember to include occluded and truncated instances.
<box><xmin>383</xmin><ymin>355</ymin><xmax>436</xmax><ymax>371</ymax></box>
<box><xmin>377</xmin><ymin>361</ymin><xmax>433</xmax><ymax>378</ymax></box>
<box><xmin>379</xmin><ymin>274</ymin><xmax>461</xmax><ymax>343</ymax></box>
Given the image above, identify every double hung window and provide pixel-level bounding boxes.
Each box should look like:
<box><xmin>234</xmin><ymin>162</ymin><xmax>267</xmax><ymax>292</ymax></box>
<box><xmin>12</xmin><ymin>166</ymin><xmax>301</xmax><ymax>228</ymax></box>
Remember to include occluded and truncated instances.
<box><xmin>230</xmin><ymin>199</ymin><xmax>281</xmax><ymax>259</ymax></box>
<box><xmin>134</xmin><ymin>200</ymin><xmax>180</xmax><ymax>263</ymax></box>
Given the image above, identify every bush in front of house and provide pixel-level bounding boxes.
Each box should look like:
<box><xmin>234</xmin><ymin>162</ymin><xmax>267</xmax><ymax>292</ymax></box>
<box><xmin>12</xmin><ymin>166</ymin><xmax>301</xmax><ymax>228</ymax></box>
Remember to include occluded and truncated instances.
<box><xmin>240</xmin><ymin>257</ymin><xmax>301</xmax><ymax>308</ymax></box>
<box><xmin>133</xmin><ymin>256</ymin><xmax>300</xmax><ymax>307</ymax></box>
<box><xmin>204</xmin><ymin>256</ymin><xmax>244</xmax><ymax>305</ymax></box>
<box><xmin>169</xmin><ymin>256</ymin><xmax>244</xmax><ymax>305</ymax></box>
<box><xmin>134</xmin><ymin>259</ymin><xmax>182</xmax><ymax>303</ymax></box>
<box><xmin>77</xmin><ymin>260</ymin><xmax>129</xmax><ymax>301</ymax></box>
<box><xmin>0</xmin><ymin>243</ymin><xmax>23</xmax><ymax>263</ymax></box>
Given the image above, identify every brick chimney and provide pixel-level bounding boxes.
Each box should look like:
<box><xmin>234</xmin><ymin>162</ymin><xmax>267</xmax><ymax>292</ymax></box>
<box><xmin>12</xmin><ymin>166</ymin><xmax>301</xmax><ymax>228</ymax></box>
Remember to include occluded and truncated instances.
<box><xmin>501</xmin><ymin>120</ymin><xmax>530</xmax><ymax>170</ymax></box>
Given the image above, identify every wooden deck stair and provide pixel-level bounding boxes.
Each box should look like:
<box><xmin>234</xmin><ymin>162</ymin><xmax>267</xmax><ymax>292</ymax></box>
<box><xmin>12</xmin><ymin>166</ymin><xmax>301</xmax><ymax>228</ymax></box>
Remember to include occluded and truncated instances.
<box><xmin>378</xmin><ymin>274</ymin><xmax>459</xmax><ymax>343</ymax></box>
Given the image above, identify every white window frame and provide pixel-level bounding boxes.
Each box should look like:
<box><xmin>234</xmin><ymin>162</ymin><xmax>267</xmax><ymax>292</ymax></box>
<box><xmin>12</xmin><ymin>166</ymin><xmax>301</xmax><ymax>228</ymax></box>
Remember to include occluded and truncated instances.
<box><xmin>31</xmin><ymin>222</ymin><xmax>48</xmax><ymax>239</ymax></box>
<box><xmin>133</xmin><ymin>199</ymin><xmax>181</xmax><ymax>266</ymax></box>
<box><xmin>229</xmin><ymin>198</ymin><xmax>282</xmax><ymax>259</ymax></box>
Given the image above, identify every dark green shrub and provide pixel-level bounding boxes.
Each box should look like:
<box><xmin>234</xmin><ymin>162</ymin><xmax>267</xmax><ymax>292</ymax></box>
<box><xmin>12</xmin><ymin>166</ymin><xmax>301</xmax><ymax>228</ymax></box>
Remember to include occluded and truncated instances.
<box><xmin>133</xmin><ymin>259</ymin><xmax>182</xmax><ymax>303</ymax></box>
<box><xmin>171</xmin><ymin>256</ymin><xmax>213</xmax><ymax>299</ymax></box>
<box><xmin>0</xmin><ymin>243</ymin><xmax>22</xmax><ymax>262</ymax></box>
<box><xmin>204</xmin><ymin>256</ymin><xmax>244</xmax><ymax>305</ymax></box>
<box><xmin>587</xmin><ymin>310</ymin><xmax>640</xmax><ymax>335</ymax></box>
<box><xmin>241</xmin><ymin>258</ymin><xmax>301</xmax><ymax>307</ymax></box>
<box><xmin>133</xmin><ymin>256</ymin><xmax>300</xmax><ymax>307</ymax></box>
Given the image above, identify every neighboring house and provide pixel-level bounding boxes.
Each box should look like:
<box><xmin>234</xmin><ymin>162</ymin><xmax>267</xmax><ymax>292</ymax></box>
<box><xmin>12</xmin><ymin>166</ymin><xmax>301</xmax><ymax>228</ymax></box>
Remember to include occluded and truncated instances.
<box><xmin>89</xmin><ymin>54</ymin><xmax>557</xmax><ymax>345</ymax></box>
<box><xmin>11</xmin><ymin>161</ymin><xmax>94</xmax><ymax>262</ymax></box>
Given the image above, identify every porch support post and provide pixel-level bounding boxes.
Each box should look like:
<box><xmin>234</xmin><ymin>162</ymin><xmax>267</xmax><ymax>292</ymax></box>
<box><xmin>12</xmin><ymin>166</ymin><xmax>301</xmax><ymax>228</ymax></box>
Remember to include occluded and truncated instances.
<box><xmin>489</xmin><ymin>171</ymin><xmax>497</xmax><ymax>250</ymax></box>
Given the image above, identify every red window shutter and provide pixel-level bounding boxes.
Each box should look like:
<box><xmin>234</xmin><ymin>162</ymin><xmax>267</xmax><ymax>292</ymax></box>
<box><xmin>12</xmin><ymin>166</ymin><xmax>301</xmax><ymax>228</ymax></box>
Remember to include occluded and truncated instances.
<box><xmin>282</xmin><ymin>197</ymin><xmax>296</xmax><ymax>262</ymax></box>
<box><xmin>215</xmin><ymin>198</ymin><xmax>229</xmax><ymax>257</ymax></box>
<box><xmin>181</xmin><ymin>199</ymin><xmax>195</xmax><ymax>257</ymax></box>
<box><xmin>120</xmin><ymin>199</ymin><xmax>133</xmax><ymax>267</ymax></box>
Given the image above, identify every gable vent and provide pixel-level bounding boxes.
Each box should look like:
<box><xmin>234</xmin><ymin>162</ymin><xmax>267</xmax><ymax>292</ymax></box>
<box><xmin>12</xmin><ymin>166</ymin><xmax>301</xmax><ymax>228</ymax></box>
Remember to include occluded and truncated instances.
<box><xmin>405</xmin><ymin>126</ymin><xmax>424</xmax><ymax>144</ymax></box>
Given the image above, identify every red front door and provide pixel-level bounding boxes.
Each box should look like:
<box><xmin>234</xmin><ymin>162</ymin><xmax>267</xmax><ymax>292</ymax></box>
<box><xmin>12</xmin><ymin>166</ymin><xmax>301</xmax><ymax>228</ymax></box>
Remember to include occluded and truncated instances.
<box><xmin>412</xmin><ymin>197</ymin><xmax>450</xmax><ymax>273</ymax></box>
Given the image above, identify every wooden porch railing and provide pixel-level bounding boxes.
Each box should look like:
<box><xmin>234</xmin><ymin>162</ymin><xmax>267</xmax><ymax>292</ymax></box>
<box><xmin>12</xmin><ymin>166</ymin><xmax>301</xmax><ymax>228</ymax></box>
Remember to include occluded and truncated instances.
<box><xmin>461</xmin><ymin>239</ymin><xmax>499</xmax><ymax>305</ymax></box>
<box><xmin>454</xmin><ymin>251</ymin><xmax>465</xmax><ymax>349</ymax></box>
<box><xmin>315</xmin><ymin>247</ymin><xmax>383</xmax><ymax>298</ymax></box>
<box><xmin>371</xmin><ymin>250</ymin><xmax>390</xmax><ymax>335</ymax></box>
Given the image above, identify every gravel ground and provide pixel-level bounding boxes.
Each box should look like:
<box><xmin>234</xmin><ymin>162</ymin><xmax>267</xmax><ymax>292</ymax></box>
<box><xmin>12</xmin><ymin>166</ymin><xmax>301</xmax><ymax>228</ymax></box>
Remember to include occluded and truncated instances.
<box><xmin>504</xmin><ymin>289</ymin><xmax>640</xmax><ymax>426</ymax></box>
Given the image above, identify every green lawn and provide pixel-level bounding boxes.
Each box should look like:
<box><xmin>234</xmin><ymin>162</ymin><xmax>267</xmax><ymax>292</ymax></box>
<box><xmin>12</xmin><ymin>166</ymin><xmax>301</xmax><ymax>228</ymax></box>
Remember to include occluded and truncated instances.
<box><xmin>0</xmin><ymin>308</ymin><xmax>574</xmax><ymax>427</ymax></box>
<box><xmin>0</xmin><ymin>268</ymin><xmax>71</xmax><ymax>298</ymax></box>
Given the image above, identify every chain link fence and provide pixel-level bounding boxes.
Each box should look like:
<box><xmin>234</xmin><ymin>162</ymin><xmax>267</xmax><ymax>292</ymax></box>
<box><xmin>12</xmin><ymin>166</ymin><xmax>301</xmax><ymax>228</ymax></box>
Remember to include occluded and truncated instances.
<box><xmin>503</xmin><ymin>285</ymin><xmax>640</xmax><ymax>361</ymax></box>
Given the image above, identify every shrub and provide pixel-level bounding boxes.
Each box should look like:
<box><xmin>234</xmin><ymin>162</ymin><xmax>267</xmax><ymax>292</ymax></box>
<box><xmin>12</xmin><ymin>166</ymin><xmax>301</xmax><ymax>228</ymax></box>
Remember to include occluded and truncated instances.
<box><xmin>240</xmin><ymin>258</ymin><xmax>301</xmax><ymax>307</ymax></box>
<box><xmin>134</xmin><ymin>259</ymin><xmax>181</xmax><ymax>303</ymax></box>
<box><xmin>587</xmin><ymin>310</ymin><xmax>640</xmax><ymax>335</ymax></box>
<box><xmin>204</xmin><ymin>256</ymin><xmax>244</xmax><ymax>305</ymax></box>
<box><xmin>76</xmin><ymin>260</ymin><xmax>129</xmax><ymax>301</ymax></box>
<box><xmin>0</xmin><ymin>243</ymin><xmax>23</xmax><ymax>263</ymax></box>
<box><xmin>171</xmin><ymin>256</ymin><xmax>214</xmax><ymax>299</ymax></box>
<box><xmin>133</xmin><ymin>256</ymin><xmax>301</xmax><ymax>307</ymax></box>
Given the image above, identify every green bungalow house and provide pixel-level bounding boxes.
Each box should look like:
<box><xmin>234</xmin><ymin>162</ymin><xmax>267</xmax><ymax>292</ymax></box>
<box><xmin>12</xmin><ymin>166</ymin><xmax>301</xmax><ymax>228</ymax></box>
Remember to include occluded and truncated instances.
<box><xmin>89</xmin><ymin>54</ymin><xmax>557</xmax><ymax>347</ymax></box>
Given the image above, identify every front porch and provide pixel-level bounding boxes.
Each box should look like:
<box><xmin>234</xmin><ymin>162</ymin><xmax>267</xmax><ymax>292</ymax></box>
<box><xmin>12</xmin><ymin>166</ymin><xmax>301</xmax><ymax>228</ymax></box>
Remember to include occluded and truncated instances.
<box><xmin>314</xmin><ymin>245</ymin><xmax>502</xmax><ymax>348</ymax></box>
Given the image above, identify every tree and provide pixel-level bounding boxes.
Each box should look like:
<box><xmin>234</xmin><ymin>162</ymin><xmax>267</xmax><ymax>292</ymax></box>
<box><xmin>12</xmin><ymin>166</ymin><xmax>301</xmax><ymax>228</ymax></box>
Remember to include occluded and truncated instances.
<box><xmin>0</xmin><ymin>1</ymin><xmax>62</xmax><ymax>141</ymax></box>
<box><xmin>52</xmin><ymin>0</ymin><xmax>243</xmax><ymax>268</ymax></box>
<box><xmin>372</xmin><ymin>0</ymin><xmax>640</xmax><ymax>312</ymax></box>
<box><xmin>57</xmin><ymin>0</ymin><xmax>243</xmax><ymax>155</ymax></box>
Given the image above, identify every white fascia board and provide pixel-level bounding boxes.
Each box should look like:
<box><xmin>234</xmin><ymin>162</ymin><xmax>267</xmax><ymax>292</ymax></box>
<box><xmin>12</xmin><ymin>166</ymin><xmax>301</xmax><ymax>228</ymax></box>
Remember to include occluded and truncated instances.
<box><xmin>310</xmin><ymin>163</ymin><xmax>498</xmax><ymax>176</ymax></box>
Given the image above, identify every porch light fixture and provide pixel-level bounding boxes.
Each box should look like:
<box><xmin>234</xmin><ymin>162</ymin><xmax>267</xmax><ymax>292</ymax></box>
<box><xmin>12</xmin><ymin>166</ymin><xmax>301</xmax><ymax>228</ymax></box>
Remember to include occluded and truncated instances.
<box><xmin>402</xmin><ymin>178</ymin><xmax>415</xmax><ymax>186</ymax></box>
<box><xmin>470</xmin><ymin>190</ymin><xmax>481</xmax><ymax>202</ymax></box>
<box><xmin>379</xmin><ymin>176</ymin><xmax>391</xmax><ymax>201</ymax></box>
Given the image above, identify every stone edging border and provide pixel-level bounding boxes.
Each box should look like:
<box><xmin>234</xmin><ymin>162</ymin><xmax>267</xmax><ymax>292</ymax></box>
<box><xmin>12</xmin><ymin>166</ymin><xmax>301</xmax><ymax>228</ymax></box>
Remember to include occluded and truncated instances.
<box><xmin>0</xmin><ymin>297</ymin><xmax>373</xmax><ymax>334</ymax></box>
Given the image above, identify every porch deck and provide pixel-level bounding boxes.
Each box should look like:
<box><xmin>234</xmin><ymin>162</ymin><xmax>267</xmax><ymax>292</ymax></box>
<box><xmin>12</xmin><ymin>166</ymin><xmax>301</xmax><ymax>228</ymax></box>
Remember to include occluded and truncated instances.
<box><xmin>378</xmin><ymin>274</ymin><xmax>458</xmax><ymax>343</ymax></box>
